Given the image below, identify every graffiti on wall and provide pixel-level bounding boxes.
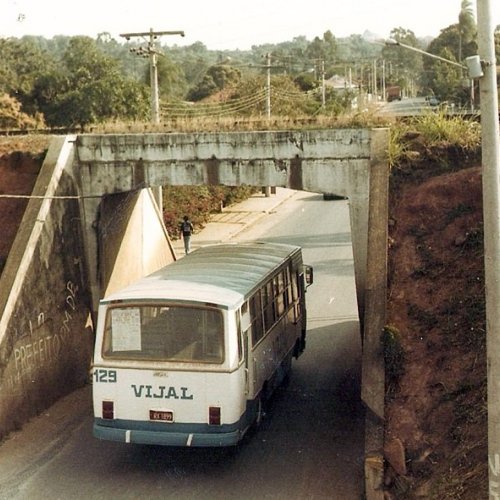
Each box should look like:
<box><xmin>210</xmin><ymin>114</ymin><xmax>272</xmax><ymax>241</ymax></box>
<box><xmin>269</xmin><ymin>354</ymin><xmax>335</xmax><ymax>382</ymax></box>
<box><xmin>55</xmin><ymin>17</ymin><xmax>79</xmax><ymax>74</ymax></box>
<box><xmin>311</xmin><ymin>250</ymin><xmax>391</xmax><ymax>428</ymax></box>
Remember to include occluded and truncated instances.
<box><xmin>4</xmin><ymin>280</ymin><xmax>86</xmax><ymax>394</ymax></box>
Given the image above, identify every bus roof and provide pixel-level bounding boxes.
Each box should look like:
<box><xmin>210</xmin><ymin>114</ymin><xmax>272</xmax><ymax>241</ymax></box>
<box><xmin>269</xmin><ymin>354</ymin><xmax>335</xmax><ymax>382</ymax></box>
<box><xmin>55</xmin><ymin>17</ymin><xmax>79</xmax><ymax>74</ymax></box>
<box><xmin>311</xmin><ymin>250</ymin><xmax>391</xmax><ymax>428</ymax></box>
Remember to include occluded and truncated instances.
<box><xmin>101</xmin><ymin>242</ymin><xmax>302</xmax><ymax>309</ymax></box>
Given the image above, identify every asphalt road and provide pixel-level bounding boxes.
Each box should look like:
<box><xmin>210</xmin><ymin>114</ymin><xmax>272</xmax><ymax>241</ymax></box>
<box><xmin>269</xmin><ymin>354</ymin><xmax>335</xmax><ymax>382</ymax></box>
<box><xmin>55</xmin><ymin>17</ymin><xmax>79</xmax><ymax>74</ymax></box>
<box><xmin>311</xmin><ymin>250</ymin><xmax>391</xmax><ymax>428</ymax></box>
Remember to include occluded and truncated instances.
<box><xmin>379</xmin><ymin>96</ymin><xmax>439</xmax><ymax>116</ymax></box>
<box><xmin>0</xmin><ymin>190</ymin><xmax>364</xmax><ymax>500</ymax></box>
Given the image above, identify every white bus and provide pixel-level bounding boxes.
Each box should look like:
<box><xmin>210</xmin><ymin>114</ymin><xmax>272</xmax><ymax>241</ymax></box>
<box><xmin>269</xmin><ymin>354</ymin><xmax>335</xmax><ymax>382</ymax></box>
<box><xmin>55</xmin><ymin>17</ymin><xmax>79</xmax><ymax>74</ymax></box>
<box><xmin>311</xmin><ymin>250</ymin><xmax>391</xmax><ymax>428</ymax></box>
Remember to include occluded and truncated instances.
<box><xmin>92</xmin><ymin>242</ymin><xmax>313</xmax><ymax>447</ymax></box>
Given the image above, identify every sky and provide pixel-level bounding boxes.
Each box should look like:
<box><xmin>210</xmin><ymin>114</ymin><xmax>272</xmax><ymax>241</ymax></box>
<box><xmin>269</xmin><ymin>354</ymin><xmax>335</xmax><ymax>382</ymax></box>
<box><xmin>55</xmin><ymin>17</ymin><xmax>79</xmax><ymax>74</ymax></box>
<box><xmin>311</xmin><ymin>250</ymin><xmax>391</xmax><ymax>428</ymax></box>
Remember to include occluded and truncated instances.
<box><xmin>2</xmin><ymin>0</ymin><xmax>500</xmax><ymax>50</ymax></box>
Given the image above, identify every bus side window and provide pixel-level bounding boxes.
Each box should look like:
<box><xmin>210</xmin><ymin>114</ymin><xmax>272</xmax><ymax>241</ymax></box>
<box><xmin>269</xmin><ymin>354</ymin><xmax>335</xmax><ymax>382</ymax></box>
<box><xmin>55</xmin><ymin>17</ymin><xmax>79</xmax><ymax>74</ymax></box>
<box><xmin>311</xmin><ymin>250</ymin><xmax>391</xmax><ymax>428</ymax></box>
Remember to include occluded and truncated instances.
<box><xmin>293</xmin><ymin>271</ymin><xmax>302</xmax><ymax>322</ymax></box>
<box><xmin>263</xmin><ymin>281</ymin><xmax>275</xmax><ymax>331</ymax></box>
<box><xmin>249</xmin><ymin>292</ymin><xmax>264</xmax><ymax>345</ymax></box>
<box><xmin>274</xmin><ymin>272</ymin><xmax>286</xmax><ymax>318</ymax></box>
<box><xmin>285</xmin><ymin>266</ymin><xmax>292</xmax><ymax>307</ymax></box>
<box><xmin>237</xmin><ymin>307</ymin><xmax>246</xmax><ymax>363</ymax></box>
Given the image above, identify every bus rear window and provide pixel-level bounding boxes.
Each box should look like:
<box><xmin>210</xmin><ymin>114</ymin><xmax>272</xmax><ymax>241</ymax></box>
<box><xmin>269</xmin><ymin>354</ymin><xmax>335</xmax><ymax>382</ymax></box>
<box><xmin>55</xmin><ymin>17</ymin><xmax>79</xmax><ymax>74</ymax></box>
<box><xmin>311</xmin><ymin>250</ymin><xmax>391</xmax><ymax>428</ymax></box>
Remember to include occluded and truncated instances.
<box><xmin>102</xmin><ymin>304</ymin><xmax>224</xmax><ymax>363</ymax></box>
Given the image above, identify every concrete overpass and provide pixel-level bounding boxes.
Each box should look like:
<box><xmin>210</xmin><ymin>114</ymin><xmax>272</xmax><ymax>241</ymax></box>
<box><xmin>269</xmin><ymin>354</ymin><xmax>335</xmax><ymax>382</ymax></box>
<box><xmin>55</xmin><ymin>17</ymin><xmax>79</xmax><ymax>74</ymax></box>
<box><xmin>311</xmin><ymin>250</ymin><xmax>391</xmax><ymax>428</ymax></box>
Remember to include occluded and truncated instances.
<box><xmin>0</xmin><ymin>128</ymin><xmax>389</xmax><ymax>497</ymax></box>
<box><xmin>76</xmin><ymin>129</ymin><xmax>388</xmax><ymax>318</ymax></box>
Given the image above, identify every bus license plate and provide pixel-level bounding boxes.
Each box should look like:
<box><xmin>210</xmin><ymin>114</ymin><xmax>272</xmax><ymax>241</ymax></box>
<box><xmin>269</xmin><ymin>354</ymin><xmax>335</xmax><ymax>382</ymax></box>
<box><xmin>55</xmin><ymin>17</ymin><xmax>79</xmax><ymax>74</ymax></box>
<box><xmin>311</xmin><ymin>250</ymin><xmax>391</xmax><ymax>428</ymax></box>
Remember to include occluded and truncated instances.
<box><xmin>150</xmin><ymin>410</ymin><xmax>173</xmax><ymax>422</ymax></box>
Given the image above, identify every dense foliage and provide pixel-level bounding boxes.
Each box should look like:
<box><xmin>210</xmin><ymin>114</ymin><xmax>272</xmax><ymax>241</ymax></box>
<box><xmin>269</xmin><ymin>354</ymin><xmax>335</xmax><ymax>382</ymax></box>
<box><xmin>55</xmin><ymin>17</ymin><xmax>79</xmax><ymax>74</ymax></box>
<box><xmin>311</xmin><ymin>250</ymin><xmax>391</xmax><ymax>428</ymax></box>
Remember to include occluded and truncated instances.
<box><xmin>0</xmin><ymin>2</ymin><xmax>499</xmax><ymax>129</ymax></box>
<box><xmin>162</xmin><ymin>185</ymin><xmax>258</xmax><ymax>238</ymax></box>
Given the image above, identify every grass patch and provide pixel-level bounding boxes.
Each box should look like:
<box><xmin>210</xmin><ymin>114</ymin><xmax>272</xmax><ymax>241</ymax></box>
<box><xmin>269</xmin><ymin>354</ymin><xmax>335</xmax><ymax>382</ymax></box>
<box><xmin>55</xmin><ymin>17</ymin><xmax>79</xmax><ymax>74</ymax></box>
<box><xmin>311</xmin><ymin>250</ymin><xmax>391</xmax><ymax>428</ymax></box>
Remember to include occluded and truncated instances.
<box><xmin>86</xmin><ymin>110</ymin><xmax>395</xmax><ymax>135</ymax></box>
<box><xmin>389</xmin><ymin>112</ymin><xmax>481</xmax><ymax>182</ymax></box>
<box><xmin>382</xmin><ymin>325</ymin><xmax>405</xmax><ymax>391</ymax></box>
<box><xmin>431</xmin><ymin>381</ymin><xmax>487</xmax><ymax>499</ymax></box>
<box><xmin>408</xmin><ymin>111</ymin><xmax>480</xmax><ymax>148</ymax></box>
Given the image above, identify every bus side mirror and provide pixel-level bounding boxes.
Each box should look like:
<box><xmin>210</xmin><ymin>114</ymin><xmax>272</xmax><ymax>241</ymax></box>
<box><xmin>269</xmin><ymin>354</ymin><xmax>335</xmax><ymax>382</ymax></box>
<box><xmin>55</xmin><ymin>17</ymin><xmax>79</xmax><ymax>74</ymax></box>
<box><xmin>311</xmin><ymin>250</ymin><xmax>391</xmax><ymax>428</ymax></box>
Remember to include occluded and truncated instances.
<box><xmin>304</xmin><ymin>265</ymin><xmax>313</xmax><ymax>287</ymax></box>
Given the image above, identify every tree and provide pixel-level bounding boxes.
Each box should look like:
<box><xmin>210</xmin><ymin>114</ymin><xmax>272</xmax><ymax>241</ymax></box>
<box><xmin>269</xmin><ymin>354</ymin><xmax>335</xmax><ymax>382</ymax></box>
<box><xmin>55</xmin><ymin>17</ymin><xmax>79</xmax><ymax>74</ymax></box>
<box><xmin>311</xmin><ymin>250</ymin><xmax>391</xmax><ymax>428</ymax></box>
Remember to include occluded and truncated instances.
<box><xmin>147</xmin><ymin>54</ymin><xmax>188</xmax><ymax>101</ymax></box>
<box><xmin>423</xmin><ymin>14</ymin><xmax>477</xmax><ymax>105</ymax></box>
<box><xmin>306</xmin><ymin>30</ymin><xmax>337</xmax><ymax>62</ymax></box>
<box><xmin>187</xmin><ymin>75</ymin><xmax>219</xmax><ymax>102</ymax></box>
<box><xmin>430</xmin><ymin>48</ymin><xmax>463</xmax><ymax>100</ymax></box>
<box><xmin>0</xmin><ymin>38</ymin><xmax>56</xmax><ymax>115</ymax></box>
<box><xmin>169</xmin><ymin>42</ymin><xmax>214</xmax><ymax>87</ymax></box>
<box><xmin>339</xmin><ymin>34</ymin><xmax>381</xmax><ymax>60</ymax></box>
<box><xmin>382</xmin><ymin>28</ymin><xmax>424</xmax><ymax>94</ymax></box>
<box><xmin>294</xmin><ymin>73</ymin><xmax>318</xmax><ymax>92</ymax></box>
<box><xmin>229</xmin><ymin>74</ymin><xmax>315</xmax><ymax>117</ymax></box>
<box><xmin>187</xmin><ymin>64</ymin><xmax>241</xmax><ymax>101</ymax></box>
<box><xmin>496</xmin><ymin>27</ymin><xmax>500</xmax><ymax>65</ymax></box>
<box><xmin>33</xmin><ymin>37</ymin><xmax>149</xmax><ymax>127</ymax></box>
<box><xmin>0</xmin><ymin>93</ymin><xmax>44</xmax><ymax>129</ymax></box>
<box><xmin>458</xmin><ymin>0</ymin><xmax>476</xmax><ymax>61</ymax></box>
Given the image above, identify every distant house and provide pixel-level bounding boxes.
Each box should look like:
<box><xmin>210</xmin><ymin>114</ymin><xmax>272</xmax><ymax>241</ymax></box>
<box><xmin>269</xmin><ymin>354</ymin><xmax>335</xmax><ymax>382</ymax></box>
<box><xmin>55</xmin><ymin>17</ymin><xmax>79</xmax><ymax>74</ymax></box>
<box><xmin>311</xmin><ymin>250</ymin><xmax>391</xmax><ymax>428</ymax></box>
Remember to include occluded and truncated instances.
<box><xmin>324</xmin><ymin>75</ymin><xmax>359</xmax><ymax>93</ymax></box>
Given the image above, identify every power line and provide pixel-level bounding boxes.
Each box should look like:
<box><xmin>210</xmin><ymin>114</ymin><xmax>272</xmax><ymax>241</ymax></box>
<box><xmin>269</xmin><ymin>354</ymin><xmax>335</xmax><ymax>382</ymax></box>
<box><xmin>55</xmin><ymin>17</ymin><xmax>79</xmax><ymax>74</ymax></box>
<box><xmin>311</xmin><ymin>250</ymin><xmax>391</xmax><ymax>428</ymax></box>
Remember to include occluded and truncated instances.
<box><xmin>0</xmin><ymin>194</ymin><xmax>102</xmax><ymax>200</ymax></box>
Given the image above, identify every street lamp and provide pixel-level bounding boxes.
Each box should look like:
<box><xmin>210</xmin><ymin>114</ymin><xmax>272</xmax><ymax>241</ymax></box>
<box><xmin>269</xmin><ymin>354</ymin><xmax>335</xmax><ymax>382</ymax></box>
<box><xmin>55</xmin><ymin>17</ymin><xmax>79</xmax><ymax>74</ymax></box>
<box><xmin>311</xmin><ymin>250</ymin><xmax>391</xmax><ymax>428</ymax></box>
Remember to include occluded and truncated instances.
<box><xmin>384</xmin><ymin>38</ymin><xmax>476</xmax><ymax>110</ymax></box>
<box><xmin>385</xmin><ymin>39</ymin><xmax>467</xmax><ymax>70</ymax></box>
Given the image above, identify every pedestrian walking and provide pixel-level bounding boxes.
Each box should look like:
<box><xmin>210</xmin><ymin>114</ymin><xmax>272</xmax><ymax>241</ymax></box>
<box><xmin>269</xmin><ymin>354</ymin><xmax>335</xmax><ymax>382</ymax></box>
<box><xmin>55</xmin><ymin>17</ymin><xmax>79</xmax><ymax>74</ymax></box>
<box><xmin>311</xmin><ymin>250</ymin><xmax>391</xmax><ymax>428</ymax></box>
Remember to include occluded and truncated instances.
<box><xmin>179</xmin><ymin>215</ymin><xmax>194</xmax><ymax>254</ymax></box>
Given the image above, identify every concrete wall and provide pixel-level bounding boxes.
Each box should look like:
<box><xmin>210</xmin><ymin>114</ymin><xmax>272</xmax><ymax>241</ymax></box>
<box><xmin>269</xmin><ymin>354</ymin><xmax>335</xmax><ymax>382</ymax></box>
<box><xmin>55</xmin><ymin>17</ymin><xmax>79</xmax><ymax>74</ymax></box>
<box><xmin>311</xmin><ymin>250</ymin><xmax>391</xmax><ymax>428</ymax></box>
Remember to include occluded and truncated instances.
<box><xmin>0</xmin><ymin>137</ymin><xmax>94</xmax><ymax>439</ymax></box>
<box><xmin>362</xmin><ymin>131</ymin><xmax>389</xmax><ymax>499</ymax></box>
<box><xmin>99</xmin><ymin>189</ymin><xmax>176</xmax><ymax>297</ymax></box>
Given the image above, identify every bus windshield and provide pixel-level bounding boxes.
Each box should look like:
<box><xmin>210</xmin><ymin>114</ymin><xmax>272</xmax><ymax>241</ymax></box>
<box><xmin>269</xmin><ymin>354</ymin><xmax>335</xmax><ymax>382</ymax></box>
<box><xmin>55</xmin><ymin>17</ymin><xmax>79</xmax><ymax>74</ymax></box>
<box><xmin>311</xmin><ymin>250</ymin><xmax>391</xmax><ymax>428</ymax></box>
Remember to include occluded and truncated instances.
<box><xmin>102</xmin><ymin>304</ymin><xmax>224</xmax><ymax>363</ymax></box>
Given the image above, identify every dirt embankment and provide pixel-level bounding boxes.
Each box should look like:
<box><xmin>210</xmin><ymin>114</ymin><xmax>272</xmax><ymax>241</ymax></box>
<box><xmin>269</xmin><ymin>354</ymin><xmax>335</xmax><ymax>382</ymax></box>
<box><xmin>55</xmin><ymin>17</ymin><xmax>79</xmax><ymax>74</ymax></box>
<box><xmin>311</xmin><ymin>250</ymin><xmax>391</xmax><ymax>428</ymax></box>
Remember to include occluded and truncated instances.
<box><xmin>384</xmin><ymin>160</ymin><xmax>487</xmax><ymax>499</ymax></box>
<box><xmin>0</xmin><ymin>154</ymin><xmax>37</xmax><ymax>267</ymax></box>
<box><xmin>0</xmin><ymin>136</ymin><xmax>49</xmax><ymax>273</ymax></box>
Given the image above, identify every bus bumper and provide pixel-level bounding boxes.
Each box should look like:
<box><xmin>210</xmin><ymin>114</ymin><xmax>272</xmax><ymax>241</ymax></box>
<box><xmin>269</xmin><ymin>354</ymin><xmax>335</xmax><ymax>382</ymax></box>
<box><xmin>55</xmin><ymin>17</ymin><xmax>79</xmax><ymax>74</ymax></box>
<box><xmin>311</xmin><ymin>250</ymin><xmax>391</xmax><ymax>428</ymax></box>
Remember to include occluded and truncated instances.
<box><xmin>93</xmin><ymin>420</ymin><xmax>245</xmax><ymax>447</ymax></box>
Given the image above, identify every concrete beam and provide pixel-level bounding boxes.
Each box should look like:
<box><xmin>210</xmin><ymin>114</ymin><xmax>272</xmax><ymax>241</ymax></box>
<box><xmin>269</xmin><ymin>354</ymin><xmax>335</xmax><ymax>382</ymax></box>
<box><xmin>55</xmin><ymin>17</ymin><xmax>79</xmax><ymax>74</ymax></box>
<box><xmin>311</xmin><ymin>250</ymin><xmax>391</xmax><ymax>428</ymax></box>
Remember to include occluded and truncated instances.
<box><xmin>76</xmin><ymin>130</ymin><xmax>372</xmax><ymax>196</ymax></box>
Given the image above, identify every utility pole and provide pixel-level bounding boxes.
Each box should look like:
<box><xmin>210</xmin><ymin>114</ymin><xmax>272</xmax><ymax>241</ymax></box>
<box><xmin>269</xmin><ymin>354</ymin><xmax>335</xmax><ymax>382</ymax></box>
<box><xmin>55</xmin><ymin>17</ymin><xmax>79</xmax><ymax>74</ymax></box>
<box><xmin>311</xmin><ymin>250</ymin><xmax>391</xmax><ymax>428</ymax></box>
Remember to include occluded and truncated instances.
<box><xmin>475</xmin><ymin>1</ymin><xmax>500</xmax><ymax>498</ymax></box>
<box><xmin>265</xmin><ymin>52</ymin><xmax>271</xmax><ymax>119</ymax></box>
<box><xmin>381</xmin><ymin>59</ymin><xmax>386</xmax><ymax>101</ymax></box>
<box><xmin>321</xmin><ymin>59</ymin><xmax>326</xmax><ymax>110</ymax></box>
<box><xmin>120</xmin><ymin>28</ymin><xmax>185</xmax><ymax>124</ymax></box>
<box><xmin>471</xmin><ymin>79</ymin><xmax>475</xmax><ymax>112</ymax></box>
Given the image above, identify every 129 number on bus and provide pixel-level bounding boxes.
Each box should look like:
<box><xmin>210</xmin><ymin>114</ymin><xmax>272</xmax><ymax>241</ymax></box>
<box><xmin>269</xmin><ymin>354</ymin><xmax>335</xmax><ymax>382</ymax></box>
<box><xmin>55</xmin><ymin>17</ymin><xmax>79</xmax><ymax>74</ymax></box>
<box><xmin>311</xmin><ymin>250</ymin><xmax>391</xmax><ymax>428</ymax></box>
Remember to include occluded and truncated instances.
<box><xmin>93</xmin><ymin>369</ymin><xmax>117</xmax><ymax>383</ymax></box>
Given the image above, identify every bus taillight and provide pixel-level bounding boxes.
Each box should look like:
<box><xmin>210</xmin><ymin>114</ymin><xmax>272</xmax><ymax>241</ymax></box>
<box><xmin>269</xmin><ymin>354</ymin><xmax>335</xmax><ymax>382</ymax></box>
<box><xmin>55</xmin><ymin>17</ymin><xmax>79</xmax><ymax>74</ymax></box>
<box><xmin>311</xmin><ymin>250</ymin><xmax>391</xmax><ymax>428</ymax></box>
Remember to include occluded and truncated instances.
<box><xmin>209</xmin><ymin>406</ymin><xmax>221</xmax><ymax>425</ymax></box>
<box><xmin>102</xmin><ymin>401</ymin><xmax>114</xmax><ymax>419</ymax></box>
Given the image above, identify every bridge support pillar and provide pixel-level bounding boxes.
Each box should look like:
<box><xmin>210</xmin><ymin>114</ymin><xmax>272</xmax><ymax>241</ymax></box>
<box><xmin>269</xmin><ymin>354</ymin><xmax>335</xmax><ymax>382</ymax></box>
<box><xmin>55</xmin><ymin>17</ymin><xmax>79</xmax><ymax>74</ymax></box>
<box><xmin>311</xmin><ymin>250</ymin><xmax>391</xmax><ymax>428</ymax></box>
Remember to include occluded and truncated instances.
<box><xmin>79</xmin><ymin>195</ymin><xmax>101</xmax><ymax>317</ymax></box>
